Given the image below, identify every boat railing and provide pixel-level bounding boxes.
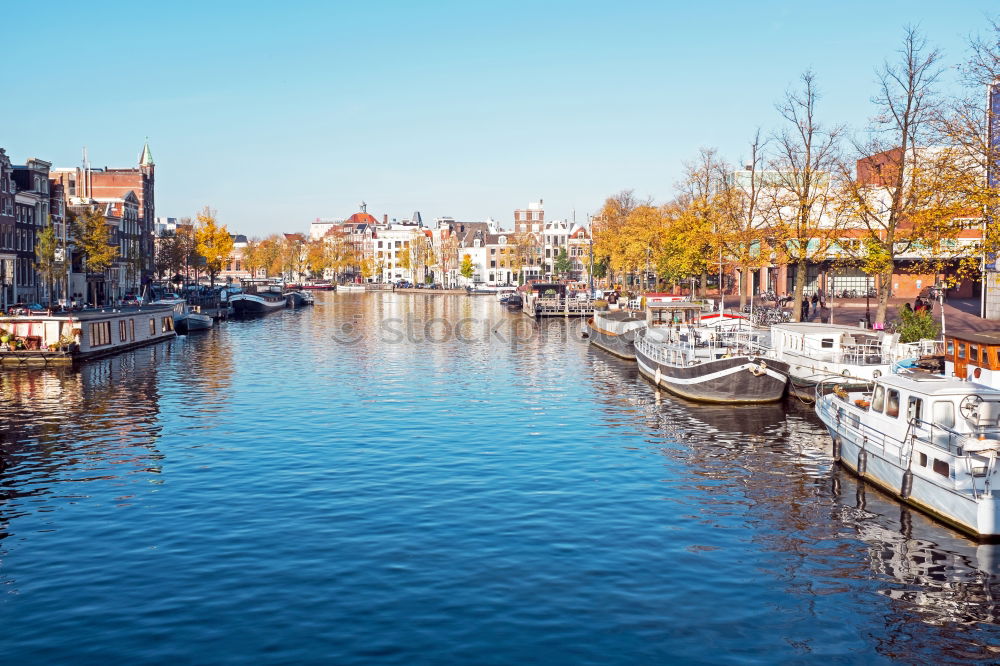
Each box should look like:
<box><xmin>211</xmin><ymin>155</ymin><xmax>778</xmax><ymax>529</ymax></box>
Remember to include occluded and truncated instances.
<box><xmin>896</xmin><ymin>338</ymin><xmax>944</xmax><ymax>359</ymax></box>
<box><xmin>822</xmin><ymin>394</ymin><xmax>1000</xmax><ymax>457</ymax></box>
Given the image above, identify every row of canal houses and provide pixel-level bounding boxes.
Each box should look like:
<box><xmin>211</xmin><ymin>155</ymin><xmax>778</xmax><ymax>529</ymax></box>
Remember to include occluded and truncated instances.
<box><xmin>288</xmin><ymin>200</ymin><xmax>593</xmax><ymax>287</ymax></box>
<box><xmin>0</xmin><ymin>143</ymin><xmax>156</xmax><ymax>311</ymax></box>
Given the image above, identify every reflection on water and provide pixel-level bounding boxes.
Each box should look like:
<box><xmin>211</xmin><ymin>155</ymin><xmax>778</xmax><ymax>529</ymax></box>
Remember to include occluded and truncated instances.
<box><xmin>0</xmin><ymin>293</ymin><xmax>997</xmax><ymax>663</ymax></box>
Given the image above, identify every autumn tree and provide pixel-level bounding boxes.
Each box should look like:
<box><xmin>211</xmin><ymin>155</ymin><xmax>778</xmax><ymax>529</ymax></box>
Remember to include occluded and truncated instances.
<box><xmin>195</xmin><ymin>207</ymin><xmax>235</xmax><ymax>287</ymax></box>
<box><xmin>241</xmin><ymin>238</ymin><xmax>264</xmax><ymax>279</ymax></box>
<box><xmin>509</xmin><ymin>231</ymin><xmax>537</xmax><ymax>285</ymax></box>
<box><xmin>73</xmin><ymin>207</ymin><xmax>118</xmax><ymax>307</ymax></box>
<box><xmin>934</xmin><ymin>19</ymin><xmax>1000</xmax><ymax>261</ymax></box>
<box><xmin>708</xmin><ymin>138</ymin><xmax>772</xmax><ymax>308</ymax></box>
<box><xmin>592</xmin><ymin>190</ymin><xmax>643</xmax><ymax>287</ymax></box>
<box><xmin>305</xmin><ymin>239</ymin><xmax>329</xmax><ymax>279</ymax></box>
<box><xmin>766</xmin><ymin>71</ymin><xmax>844</xmax><ymax>321</ymax></box>
<box><xmin>837</xmin><ymin>27</ymin><xmax>968</xmax><ymax>325</ymax></box>
<box><xmin>439</xmin><ymin>233</ymin><xmax>459</xmax><ymax>286</ymax></box>
<box><xmin>460</xmin><ymin>254</ymin><xmax>474</xmax><ymax>281</ymax></box>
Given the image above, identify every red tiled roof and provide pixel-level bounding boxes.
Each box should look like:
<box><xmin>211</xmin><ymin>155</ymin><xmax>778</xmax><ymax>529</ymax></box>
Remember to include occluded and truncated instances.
<box><xmin>347</xmin><ymin>212</ymin><xmax>378</xmax><ymax>224</ymax></box>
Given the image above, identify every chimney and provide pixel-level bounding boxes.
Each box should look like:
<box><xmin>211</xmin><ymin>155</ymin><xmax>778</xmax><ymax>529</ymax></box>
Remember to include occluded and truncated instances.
<box><xmin>744</xmin><ymin>164</ymin><xmax>752</xmax><ymax>171</ymax></box>
<box><xmin>383</xmin><ymin>214</ymin><xmax>388</xmax><ymax>224</ymax></box>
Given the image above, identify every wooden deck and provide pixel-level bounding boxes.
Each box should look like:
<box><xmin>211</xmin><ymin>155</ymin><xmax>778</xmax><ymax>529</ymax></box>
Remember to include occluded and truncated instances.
<box><xmin>526</xmin><ymin>296</ymin><xmax>596</xmax><ymax>318</ymax></box>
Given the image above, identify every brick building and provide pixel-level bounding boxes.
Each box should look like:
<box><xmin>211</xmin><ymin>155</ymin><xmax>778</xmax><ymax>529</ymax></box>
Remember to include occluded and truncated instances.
<box><xmin>51</xmin><ymin>141</ymin><xmax>156</xmax><ymax>288</ymax></box>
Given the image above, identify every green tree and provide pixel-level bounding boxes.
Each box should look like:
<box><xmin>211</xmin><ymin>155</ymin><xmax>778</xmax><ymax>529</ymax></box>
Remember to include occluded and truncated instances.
<box><xmin>34</xmin><ymin>218</ymin><xmax>66</xmax><ymax>307</ymax></box>
<box><xmin>460</xmin><ymin>254</ymin><xmax>474</xmax><ymax>280</ymax></box>
<box><xmin>74</xmin><ymin>207</ymin><xmax>119</xmax><ymax>307</ymax></box>
<box><xmin>195</xmin><ymin>207</ymin><xmax>235</xmax><ymax>287</ymax></box>
<box><xmin>896</xmin><ymin>307</ymin><xmax>940</xmax><ymax>343</ymax></box>
<box><xmin>553</xmin><ymin>247</ymin><xmax>572</xmax><ymax>276</ymax></box>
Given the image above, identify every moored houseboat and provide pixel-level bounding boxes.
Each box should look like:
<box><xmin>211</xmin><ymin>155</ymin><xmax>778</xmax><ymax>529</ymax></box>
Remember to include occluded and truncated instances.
<box><xmin>634</xmin><ymin>302</ymin><xmax>789</xmax><ymax>403</ymax></box>
<box><xmin>816</xmin><ymin>372</ymin><xmax>1000</xmax><ymax>539</ymax></box>
<box><xmin>585</xmin><ymin>310</ymin><xmax>646</xmax><ymax>360</ymax></box>
<box><xmin>769</xmin><ymin>322</ymin><xmax>930</xmax><ymax>401</ymax></box>
<box><xmin>230</xmin><ymin>281</ymin><xmax>287</xmax><ymax>315</ymax></box>
<box><xmin>0</xmin><ymin>305</ymin><xmax>177</xmax><ymax>366</ymax></box>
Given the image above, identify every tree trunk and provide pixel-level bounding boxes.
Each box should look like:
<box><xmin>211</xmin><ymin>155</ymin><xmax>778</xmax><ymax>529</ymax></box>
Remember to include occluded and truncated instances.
<box><xmin>700</xmin><ymin>271</ymin><xmax>707</xmax><ymax>299</ymax></box>
<box><xmin>792</xmin><ymin>260</ymin><xmax>807</xmax><ymax>322</ymax></box>
<box><xmin>876</xmin><ymin>270</ymin><xmax>892</xmax><ymax>326</ymax></box>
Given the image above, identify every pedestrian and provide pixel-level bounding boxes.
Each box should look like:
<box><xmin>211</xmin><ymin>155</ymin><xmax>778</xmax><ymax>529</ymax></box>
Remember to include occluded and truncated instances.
<box><xmin>811</xmin><ymin>292</ymin><xmax>819</xmax><ymax>309</ymax></box>
<box><xmin>801</xmin><ymin>297</ymin><xmax>810</xmax><ymax>320</ymax></box>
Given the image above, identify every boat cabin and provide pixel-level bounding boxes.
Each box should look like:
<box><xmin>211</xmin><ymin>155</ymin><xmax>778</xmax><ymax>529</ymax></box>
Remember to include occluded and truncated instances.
<box><xmin>838</xmin><ymin>374</ymin><xmax>1000</xmax><ymax>475</ymax></box>
<box><xmin>772</xmin><ymin>323</ymin><xmax>895</xmax><ymax>367</ymax></box>
<box><xmin>944</xmin><ymin>331</ymin><xmax>1000</xmax><ymax>386</ymax></box>
<box><xmin>0</xmin><ymin>305</ymin><xmax>176</xmax><ymax>365</ymax></box>
<box><xmin>645</xmin><ymin>302</ymin><xmax>705</xmax><ymax>328</ymax></box>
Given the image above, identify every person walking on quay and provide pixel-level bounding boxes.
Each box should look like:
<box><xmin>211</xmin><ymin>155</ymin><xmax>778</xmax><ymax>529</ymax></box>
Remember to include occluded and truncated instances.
<box><xmin>801</xmin><ymin>296</ymin><xmax>810</xmax><ymax>321</ymax></box>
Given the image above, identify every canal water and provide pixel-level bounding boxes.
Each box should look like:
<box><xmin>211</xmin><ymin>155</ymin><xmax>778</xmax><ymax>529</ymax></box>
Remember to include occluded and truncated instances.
<box><xmin>0</xmin><ymin>293</ymin><xmax>997</xmax><ymax>664</ymax></box>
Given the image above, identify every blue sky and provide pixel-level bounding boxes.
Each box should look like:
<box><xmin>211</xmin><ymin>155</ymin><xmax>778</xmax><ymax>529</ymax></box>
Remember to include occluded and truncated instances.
<box><xmin>1</xmin><ymin>1</ymin><xmax>997</xmax><ymax>236</ymax></box>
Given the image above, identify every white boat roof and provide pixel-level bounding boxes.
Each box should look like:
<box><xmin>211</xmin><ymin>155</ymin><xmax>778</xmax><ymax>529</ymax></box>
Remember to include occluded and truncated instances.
<box><xmin>771</xmin><ymin>322</ymin><xmax>881</xmax><ymax>336</ymax></box>
<box><xmin>876</xmin><ymin>372</ymin><xmax>1000</xmax><ymax>396</ymax></box>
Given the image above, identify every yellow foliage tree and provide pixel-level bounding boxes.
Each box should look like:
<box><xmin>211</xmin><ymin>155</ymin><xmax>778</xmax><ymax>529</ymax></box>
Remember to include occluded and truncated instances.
<box><xmin>195</xmin><ymin>207</ymin><xmax>235</xmax><ymax>287</ymax></box>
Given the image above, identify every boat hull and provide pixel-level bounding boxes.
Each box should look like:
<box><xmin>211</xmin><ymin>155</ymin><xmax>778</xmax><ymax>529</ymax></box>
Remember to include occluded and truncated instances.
<box><xmin>177</xmin><ymin>313</ymin><xmax>213</xmax><ymax>332</ymax></box>
<box><xmin>284</xmin><ymin>291</ymin><xmax>314</xmax><ymax>307</ymax></box>
<box><xmin>635</xmin><ymin>348</ymin><xmax>789</xmax><ymax>403</ymax></box>
<box><xmin>231</xmin><ymin>294</ymin><xmax>286</xmax><ymax>315</ymax></box>
<box><xmin>586</xmin><ymin>318</ymin><xmax>638</xmax><ymax>360</ymax></box>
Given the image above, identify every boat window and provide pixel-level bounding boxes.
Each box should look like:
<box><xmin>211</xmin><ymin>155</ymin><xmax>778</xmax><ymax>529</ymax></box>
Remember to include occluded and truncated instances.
<box><xmin>958</xmin><ymin>343</ymin><xmax>965</xmax><ymax>359</ymax></box>
<box><xmin>906</xmin><ymin>397</ymin><xmax>923</xmax><ymax>423</ymax></box>
<box><xmin>933</xmin><ymin>459</ymin><xmax>950</xmax><ymax>477</ymax></box>
<box><xmin>886</xmin><ymin>390</ymin><xmax>900</xmax><ymax>418</ymax></box>
<box><xmin>970</xmin><ymin>344</ymin><xmax>979</xmax><ymax>363</ymax></box>
<box><xmin>129</xmin><ymin>319</ymin><xmax>135</xmax><ymax>342</ymax></box>
<box><xmin>946</xmin><ymin>339</ymin><xmax>954</xmax><ymax>356</ymax></box>
<box><xmin>918</xmin><ymin>452</ymin><xmax>927</xmax><ymax>467</ymax></box>
<box><xmin>119</xmin><ymin>320</ymin><xmax>127</xmax><ymax>342</ymax></box>
<box><xmin>932</xmin><ymin>401</ymin><xmax>955</xmax><ymax>428</ymax></box>
<box><xmin>149</xmin><ymin>318</ymin><xmax>156</xmax><ymax>335</ymax></box>
<box><xmin>871</xmin><ymin>386</ymin><xmax>885</xmax><ymax>412</ymax></box>
<box><xmin>871</xmin><ymin>385</ymin><xmax>885</xmax><ymax>413</ymax></box>
<box><xmin>821</xmin><ymin>338</ymin><xmax>834</xmax><ymax>349</ymax></box>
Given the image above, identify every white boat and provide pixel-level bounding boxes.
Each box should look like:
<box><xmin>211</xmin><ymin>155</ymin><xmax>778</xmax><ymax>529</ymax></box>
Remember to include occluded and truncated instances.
<box><xmin>816</xmin><ymin>372</ymin><xmax>1000</xmax><ymax>538</ymax></box>
<box><xmin>152</xmin><ymin>298</ymin><xmax>213</xmax><ymax>333</ymax></box>
<box><xmin>495</xmin><ymin>288</ymin><xmax>518</xmax><ymax>303</ymax></box>
<box><xmin>339</xmin><ymin>284</ymin><xmax>366</xmax><ymax>292</ymax></box>
<box><xmin>769</xmin><ymin>323</ymin><xmax>907</xmax><ymax>400</ymax></box>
